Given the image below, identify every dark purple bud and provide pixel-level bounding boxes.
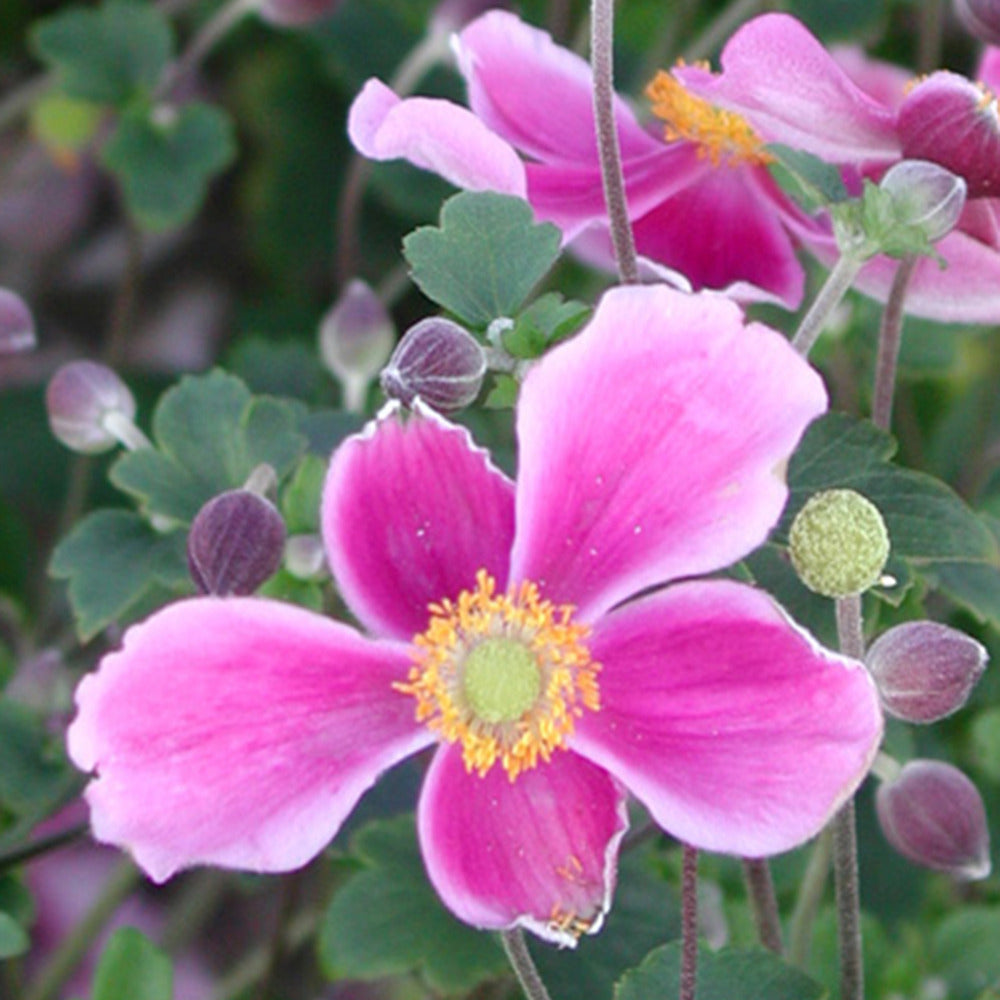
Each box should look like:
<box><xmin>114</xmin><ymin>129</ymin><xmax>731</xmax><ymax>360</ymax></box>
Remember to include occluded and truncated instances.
<box><xmin>877</xmin><ymin>760</ymin><xmax>991</xmax><ymax>880</ymax></box>
<box><xmin>431</xmin><ymin>0</ymin><xmax>511</xmax><ymax>32</ymax></box>
<box><xmin>867</xmin><ymin>621</ymin><xmax>987</xmax><ymax>723</ymax></box>
<box><xmin>955</xmin><ymin>0</ymin><xmax>1000</xmax><ymax>46</ymax></box>
<box><xmin>0</xmin><ymin>288</ymin><xmax>35</xmax><ymax>354</ymax></box>
<box><xmin>878</xmin><ymin>160</ymin><xmax>967</xmax><ymax>243</ymax></box>
<box><xmin>187</xmin><ymin>490</ymin><xmax>286</xmax><ymax>596</ymax></box>
<box><xmin>259</xmin><ymin>0</ymin><xmax>344</xmax><ymax>26</ymax></box>
<box><xmin>380</xmin><ymin>317</ymin><xmax>486</xmax><ymax>413</ymax></box>
<box><xmin>46</xmin><ymin>360</ymin><xmax>138</xmax><ymax>454</ymax></box>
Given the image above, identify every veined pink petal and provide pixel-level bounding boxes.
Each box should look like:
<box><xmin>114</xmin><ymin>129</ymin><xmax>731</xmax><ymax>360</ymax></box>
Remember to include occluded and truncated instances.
<box><xmin>323</xmin><ymin>402</ymin><xmax>516</xmax><ymax>641</ymax></box>
<box><xmin>348</xmin><ymin>79</ymin><xmax>527</xmax><ymax>197</ymax></box>
<box><xmin>455</xmin><ymin>10</ymin><xmax>659</xmax><ymax>166</ymax></box>
<box><xmin>509</xmin><ymin>285</ymin><xmax>827</xmax><ymax>622</ymax></box>
<box><xmin>68</xmin><ymin>599</ymin><xmax>430</xmax><ymax>882</ymax></box>
<box><xmin>979</xmin><ymin>47</ymin><xmax>1000</xmax><ymax>91</ymax></box>
<box><xmin>417</xmin><ymin>745</ymin><xmax>628</xmax><ymax>946</ymax></box>
<box><xmin>573</xmin><ymin>581</ymin><xmax>882</xmax><ymax>856</ymax></box>
<box><xmin>676</xmin><ymin>13</ymin><xmax>899</xmax><ymax>162</ymax></box>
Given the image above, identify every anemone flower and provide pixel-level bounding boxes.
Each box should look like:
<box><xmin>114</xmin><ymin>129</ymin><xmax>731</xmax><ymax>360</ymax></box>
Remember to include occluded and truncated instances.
<box><xmin>674</xmin><ymin>12</ymin><xmax>1000</xmax><ymax>323</ymax></box>
<box><xmin>348</xmin><ymin>10</ymin><xmax>820</xmax><ymax>308</ymax></box>
<box><xmin>67</xmin><ymin>285</ymin><xmax>881</xmax><ymax>946</ymax></box>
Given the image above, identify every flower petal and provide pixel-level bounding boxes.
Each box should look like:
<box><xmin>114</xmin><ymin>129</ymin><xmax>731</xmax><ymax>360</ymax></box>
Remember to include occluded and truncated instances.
<box><xmin>676</xmin><ymin>13</ymin><xmax>899</xmax><ymax>162</ymax></box>
<box><xmin>68</xmin><ymin>598</ymin><xmax>430</xmax><ymax>882</ymax></box>
<box><xmin>455</xmin><ymin>11</ymin><xmax>659</xmax><ymax>165</ymax></box>
<box><xmin>418</xmin><ymin>745</ymin><xmax>628</xmax><ymax>945</ymax></box>
<box><xmin>573</xmin><ymin>581</ymin><xmax>882</xmax><ymax>856</ymax></box>
<box><xmin>323</xmin><ymin>402</ymin><xmax>516</xmax><ymax>640</ymax></box>
<box><xmin>508</xmin><ymin>285</ymin><xmax>827</xmax><ymax>621</ymax></box>
<box><xmin>348</xmin><ymin>78</ymin><xmax>527</xmax><ymax>197</ymax></box>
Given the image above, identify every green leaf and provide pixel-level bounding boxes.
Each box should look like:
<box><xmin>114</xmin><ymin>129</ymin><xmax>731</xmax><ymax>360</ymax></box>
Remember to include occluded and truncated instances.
<box><xmin>932</xmin><ymin>906</ymin><xmax>1000</xmax><ymax>1000</ymax></box>
<box><xmin>483</xmin><ymin>373</ymin><xmax>519</xmax><ymax>409</ymax></box>
<box><xmin>102</xmin><ymin>101</ymin><xmax>236</xmax><ymax>231</ymax></box>
<box><xmin>317</xmin><ymin>815</ymin><xmax>507</xmax><ymax>994</ymax></box>
<box><xmin>615</xmin><ymin>943</ymin><xmax>828</xmax><ymax>1000</ymax></box>
<box><xmin>30</xmin><ymin>93</ymin><xmax>103</xmax><ymax>156</ymax></box>
<box><xmin>281</xmin><ymin>455</ymin><xmax>328</xmax><ymax>534</ymax></box>
<box><xmin>92</xmin><ymin>927</ymin><xmax>173</xmax><ymax>1000</ymax></box>
<box><xmin>403</xmin><ymin>192</ymin><xmax>561</xmax><ymax>327</ymax></box>
<box><xmin>31</xmin><ymin>0</ymin><xmax>173</xmax><ymax>106</ymax></box>
<box><xmin>49</xmin><ymin>510</ymin><xmax>190</xmax><ymax>641</ymax></box>
<box><xmin>766</xmin><ymin>144</ymin><xmax>848</xmax><ymax>211</ymax></box>
<box><xmin>503</xmin><ymin>293</ymin><xmax>592</xmax><ymax>360</ymax></box>
<box><xmin>0</xmin><ymin>911</ymin><xmax>28</xmax><ymax>960</ymax></box>
<box><xmin>110</xmin><ymin>370</ymin><xmax>307</xmax><ymax>524</ymax></box>
<box><xmin>0</xmin><ymin>699</ymin><xmax>72</xmax><ymax>815</ymax></box>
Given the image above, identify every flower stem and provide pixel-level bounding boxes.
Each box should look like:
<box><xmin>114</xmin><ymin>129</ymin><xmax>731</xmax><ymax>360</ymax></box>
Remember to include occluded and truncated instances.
<box><xmin>0</xmin><ymin>821</ymin><xmax>88</xmax><ymax>873</ymax></box>
<box><xmin>742</xmin><ymin>857</ymin><xmax>783</xmax><ymax>954</ymax></box>
<box><xmin>832</xmin><ymin>593</ymin><xmax>865</xmax><ymax>1000</ymax></box>
<box><xmin>501</xmin><ymin>929</ymin><xmax>553</xmax><ymax>1000</ymax></box>
<box><xmin>680</xmin><ymin>844</ymin><xmax>699</xmax><ymax>1000</ymax></box>
<box><xmin>871</xmin><ymin>255</ymin><xmax>917</xmax><ymax>431</ymax></box>
<box><xmin>590</xmin><ymin>0</ymin><xmax>639</xmax><ymax>285</ymax></box>
<box><xmin>788</xmin><ymin>827</ymin><xmax>832</xmax><ymax>968</ymax></box>
<box><xmin>790</xmin><ymin>254</ymin><xmax>863</xmax><ymax>357</ymax></box>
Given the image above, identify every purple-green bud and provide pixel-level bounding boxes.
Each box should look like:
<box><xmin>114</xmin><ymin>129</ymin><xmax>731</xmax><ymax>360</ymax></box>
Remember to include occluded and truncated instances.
<box><xmin>187</xmin><ymin>489</ymin><xmax>286</xmax><ymax>596</ymax></box>
<box><xmin>0</xmin><ymin>288</ymin><xmax>35</xmax><ymax>354</ymax></box>
<box><xmin>955</xmin><ymin>0</ymin><xmax>1000</xmax><ymax>45</ymax></box>
<box><xmin>878</xmin><ymin>160</ymin><xmax>967</xmax><ymax>244</ymax></box>
<box><xmin>867</xmin><ymin>621</ymin><xmax>987</xmax><ymax>723</ymax></box>
<box><xmin>380</xmin><ymin>317</ymin><xmax>486</xmax><ymax>413</ymax></box>
<box><xmin>319</xmin><ymin>280</ymin><xmax>395</xmax><ymax>412</ymax></box>
<box><xmin>260</xmin><ymin>0</ymin><xmax>343</xmax><ymax>26</ymax></box>
<box><xmin>46</xmin><ymin>360</ymin><xmax>138</xmax><ymax>454</ymax></box>
<box><xmin>877</xmin><ymin>760</ymin><xmax>991</xmax><ymax>880</ymax></box>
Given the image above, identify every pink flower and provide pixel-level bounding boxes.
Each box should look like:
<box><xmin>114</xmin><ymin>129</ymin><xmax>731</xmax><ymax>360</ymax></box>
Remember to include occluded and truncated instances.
<box><xmin>348</xmin><ymin>11</ymin><xmax>817</xmax><ymax>308</ymax></box>
<box><xmin>67</xmin><ymin>286</ymin><xmax>881</xmax><ymax>945</ymax></box>
<box><xmin>675</xmin><ymin>13</ymin><xmax>1000</xmax><ymax>323</ymax></box>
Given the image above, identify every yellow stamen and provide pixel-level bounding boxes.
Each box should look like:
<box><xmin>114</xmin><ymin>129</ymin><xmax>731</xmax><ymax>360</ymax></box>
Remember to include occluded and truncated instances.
<box><xmin>548</xmin><ymin>903</ymin><xmax>597</xmax><ymax>939</ymax></box>
<box><xmin>646</xmin><ymin>68</ymin><xmax>773</xmax><ymax>167</ymax></box>
<box><xmin>395</xmin><ymin>569</ymin><xmax>600</xmax><ymax>781</ymax></box>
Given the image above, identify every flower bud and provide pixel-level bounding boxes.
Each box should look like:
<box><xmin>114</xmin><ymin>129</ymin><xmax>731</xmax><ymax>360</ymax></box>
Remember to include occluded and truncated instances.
<box><xmin>319</xmin><ymin>280</ymin><xmax>395</xmax><ymax>412</ymax></box>
<box><xmin>0</xmin><ymin>288</ymin><xmax>36</xmax><ymax>354</ymax></box>
<box><xmin>259</xmin><ymin>0</ymin><xmax>343</xmax><ymax>26</ymax></box>
<box><xmin>46</xmin><ymin>361</ymin><xmax>138</xmax><ymax>454</ymax></box>
<box><xmin>955</xmin><ymin>0</ymin><xmax>1000</xmax><ymax>46</ymax></box>
<box><xmin>877</xmin><ymin>760</ymin><xmax>991</xmax><ymax>880</ymax></box>
<box><xmin>878</xmin><ymin>160</ymin><xmax>967</xmax><ymax>243</ymax></box>
<box><xmin>380</xmin><ymin>317</ymin><xmax>486</xmax><ymax>413</ymax></box>
<box><xmin>188</xmin><ymin>489</ymin><xmax>286</xmax><ymax>596</ymax></box>
<box><xmin>284</xmin><ymin>533</ymin><xmax>328</xmax><ymax>580</ymax></box>
<box><xmin>866</xmin><ymin>621</ymin><xmax>987</xmax><ymax>723</ymax></box>
<box><xmin>788</xmin><ymin>489</ymin><xmax>890</xmax><ymax>598</ymax></box>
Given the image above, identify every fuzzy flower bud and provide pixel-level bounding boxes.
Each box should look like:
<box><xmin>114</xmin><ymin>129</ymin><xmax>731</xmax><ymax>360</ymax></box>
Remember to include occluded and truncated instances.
<box><xmin>955</xmin><ymin>0</ymin><xmax>1000</xmax><ymax>46</ymax></box>
<box><xmin>788</xmin><ymin>489</ymin><xmax>890</xmax><ymax>598</ymax></box>
<box><xmin>877</xmin><ymin>760</ymin><xmax>991</xmax><ymax>879</ymax></box>
<box><xmin>0</xmin><ymin>288</ymin><xmax>36</xmax><ymax>354</ymax></box>
<box><xmin>878</xmin><ymin>160</ymin><xmax>967</xmax><ymax>243</ymax></box>
<box><xmin>188</xmin><ymin>489</ymin><xmax>286</xmax><ymax>596</ymax></box>
<box><xmin>380</xmin><ymin>317</ymin><xmax>486</xmax><ymax>413</ymax></box>
<box><xmin>46</xmin><ymin>361</ymin><xmax>139</xmax><ymax>454</ymax></box>
<box><xmin>284</xmin><ymin>534</ymin><xmax>328</xmax><ymax>580</ymax></box>
<box><xmin>319</xmin><ymin>280</ymin><xmax>395</xmax><ymax>413</ymax></box>
<box><xmin>260</xmin><ymin>0</ymin><xmax>343</xmax><ymax>26</ymax></box>
<box><xmin>867</xmin><ymin>621</ymin><xmax>987</xmax><ymax>723</ymax></box>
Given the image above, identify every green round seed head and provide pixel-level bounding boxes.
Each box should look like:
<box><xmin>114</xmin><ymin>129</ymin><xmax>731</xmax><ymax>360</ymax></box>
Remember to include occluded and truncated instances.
<box><xmin>462</xmin><ymin>638</ymin><xmax>541</xmax><ymax>723</ymax></box>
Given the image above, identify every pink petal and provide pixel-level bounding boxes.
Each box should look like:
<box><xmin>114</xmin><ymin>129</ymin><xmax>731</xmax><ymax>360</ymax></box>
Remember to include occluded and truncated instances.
<box><xmin>348</xmin><ymin>78</ymin><xmax>527</xmax><ymax>197</ymax></box>
<box><xmin>832</xmin><ymin>45</ymin><xmax>911</xmax><ymax>110</ymax></box>
<box><xmin>573</xmin><ymin>581</ymin><xmax>882</xmax><ymax>855</ymax></box>
<box><xmin>676</xmin><ymin>14</ymin><xmax>899</xmax><ymax>162</ymax></box>
<box><xmin>455</xmin><ymin>11</ymin><xmax>659</xmax><ymax>165</ymax></box>
<box><xmin>508</xmin><ymin>285</ymin><xmax>827</xmax><ymax>622</ymax></box>
<box><xmin>68</xmin><ymin>598</ymin><xmax>430</xmax><ymax>881</ymax></box>
<box><xmin>418</xmin><ymin>745</ymin><xmax>628</xmax><ymax>946</ymax></box>
<box><xmin>323</xmin><ymin>402</ymin><xmax>516</xmax><ymax>641</ymax></box>
<box><xmin>979</xmin><ymin>47</ymin><xmax>1000</xmax><ymax>92</ymax></box>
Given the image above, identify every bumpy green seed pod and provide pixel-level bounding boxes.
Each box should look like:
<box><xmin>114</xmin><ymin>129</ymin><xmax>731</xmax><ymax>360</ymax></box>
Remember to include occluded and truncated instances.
<box><xmin>788</xmin><ymin>489</ymin><xmax>890</xmax><ymax>598</ymax></box>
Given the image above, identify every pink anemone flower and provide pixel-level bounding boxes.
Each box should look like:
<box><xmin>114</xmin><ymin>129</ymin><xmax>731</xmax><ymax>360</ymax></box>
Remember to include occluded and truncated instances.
<box><xmin>67</xmin><ymin>286</ymin><xmax>882</xmax><ymax>946</ymax></box>
<box><xmin>675</xmin><ymin>13</ymin><xmax>1000</xmax><ymax>323</ymax></box>
<box><xmin>348</xmin><ymin>10</ymin><xmax>819</xmax><ymax>309</ymax></box>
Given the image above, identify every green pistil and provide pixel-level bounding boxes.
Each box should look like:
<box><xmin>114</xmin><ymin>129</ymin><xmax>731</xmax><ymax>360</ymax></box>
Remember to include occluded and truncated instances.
<box><xmin>463</xmin><ymin>638</ymin><xmax>541</xmax><ymax>724</ymax></box>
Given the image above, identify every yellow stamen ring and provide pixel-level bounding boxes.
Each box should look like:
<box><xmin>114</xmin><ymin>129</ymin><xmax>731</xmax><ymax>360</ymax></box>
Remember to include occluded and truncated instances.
<box><xmin>395</xmin><ymin>570</ymin><xmax>601</xmax><ymax>781</ymax></box>
<box><xmin>646</xmin><ymin>68</ymin><xmax>773</xmax><ymax>168</ymax></box>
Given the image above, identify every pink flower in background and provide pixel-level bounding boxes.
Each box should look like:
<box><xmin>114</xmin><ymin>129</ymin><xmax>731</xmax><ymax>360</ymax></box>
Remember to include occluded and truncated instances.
<box><xmin>675</xmin><ymin>13</ymin><xmax>1000</xmax><ymax>323</ymax></box>
<box><xmin>349</xmin><ymin>11</ymin><xmax>819</xmax><ymax>308</ymax></box>
<box><xmin>68</xmin><ymin>286</ymin><xmax>881</xmax><ymax>945</ymax></box>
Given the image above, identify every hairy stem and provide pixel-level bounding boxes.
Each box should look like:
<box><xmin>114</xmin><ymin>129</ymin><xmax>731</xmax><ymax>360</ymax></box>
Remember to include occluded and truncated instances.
<box><xmin>680</xmin><ymin>844</ymin><xmax>699</xmax><ymax>1000</ymax></box>
<box><xmin>871</xmin><ymin>255</ymin><xmax>917</xmax><ymax>431</ymax></box>
<box><xmin>788</xmin><ymin>828</ymin><xmax>833</xmax><ymax>968</ymax></box>
<box><xmin>590</xmin><ymin>0</ymin><xmax>639</xmax><ymax>284</ymax></box>
<box><xmin>501</xmin><ymin>929</ymin><xmax>553</xmax><ymax>1000</ymax></box>
<box><xmin>790</xmin><ymin>254</ymin><xmax>863</xmax><ymax>357</ymax></box>
<box><xmin>742</xmin><ymin>857</ymin><xmax>783</xmax><ymax>955</ymax></box>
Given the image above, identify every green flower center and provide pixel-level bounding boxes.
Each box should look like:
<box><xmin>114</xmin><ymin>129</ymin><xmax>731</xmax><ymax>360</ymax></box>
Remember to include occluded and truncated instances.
<box><xmin>462</xmin><ymin>637</ymin><xmax>542</xmax><ymax>723</ymax></box>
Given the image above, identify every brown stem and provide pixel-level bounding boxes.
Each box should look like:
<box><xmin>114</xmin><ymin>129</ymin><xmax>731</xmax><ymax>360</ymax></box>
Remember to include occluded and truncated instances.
<box><xmin>680</xmin><ymin>844</ymin><xmax>699</xmax><ymax>1000</ymax></box>
<box><xmin>742</xmin><ymin>857</ymin><xmax>783</xmax><ymax>954</ymax></box>
<box><xmin>871</xmin><ymin>255</ymin><xmax>917</xmax><ymax>431</ymax></box>
<box><xmin>500</xmin><ymin>929</ymin><xmax>553</xmax><ymax>1000</ymax></box>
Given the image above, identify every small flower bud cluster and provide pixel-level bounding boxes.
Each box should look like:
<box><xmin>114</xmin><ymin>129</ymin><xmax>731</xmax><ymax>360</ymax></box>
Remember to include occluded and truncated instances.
<box><xmin>46</xmin><ymin>361</ymin><xmax>144</xmax><ymax>453</ymax></box>
<box><xmin>0</xmin><ymin>288</ymin><xmax>36</xmax><ymax>354</ymax></box>
<box><xmin>381</xmin><ymin>317</ymin><xmax>486</xmax><ymax>413</ymax></box>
